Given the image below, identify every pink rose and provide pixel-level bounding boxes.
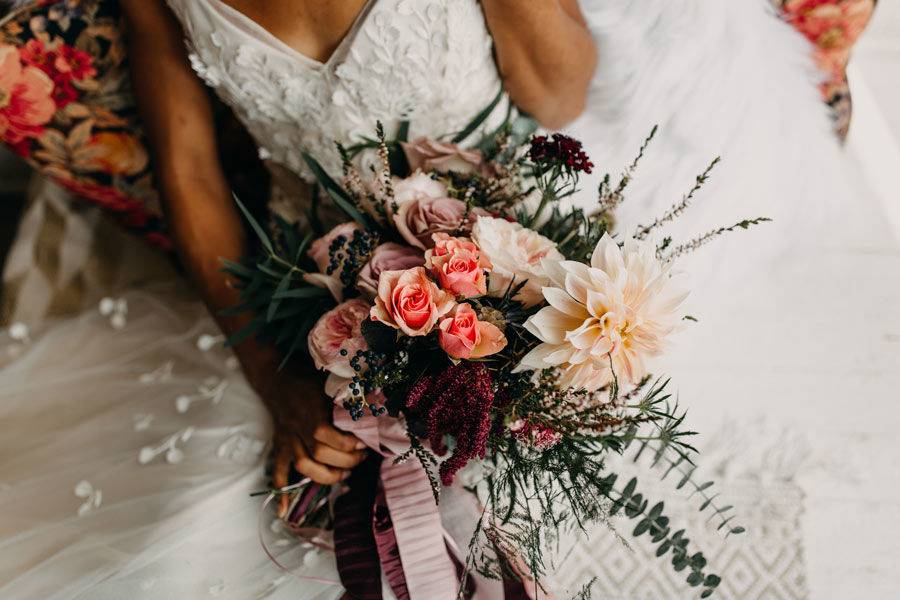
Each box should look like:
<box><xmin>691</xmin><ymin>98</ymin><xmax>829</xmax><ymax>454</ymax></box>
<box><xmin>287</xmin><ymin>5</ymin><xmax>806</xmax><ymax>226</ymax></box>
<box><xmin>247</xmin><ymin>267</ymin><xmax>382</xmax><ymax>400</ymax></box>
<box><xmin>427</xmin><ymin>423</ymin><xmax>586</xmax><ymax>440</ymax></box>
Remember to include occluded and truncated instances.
<box><xmin>357</xmin><ymin>242</ymin><xmax>426</xmax><ymax>298</ymax></box>
<box><xmin>401</xmin><ymin>137</ymin><xmax>489</xmax><ymax>176</ymax></box>
<box><xmin>308</xmin><ymin>222</ymin><xmax>364</xmax><ymax>274</ymax></box>
<box><xmin>438</xmin><ymin>303</ymin><xmax>507</xmax><ymax>360</ymax></box>
<box><xmin>425</xmin><ymin>234</ymin><xmax>492</xmax><ymax>298</ymax></box>
<box><xmin>370</xmin><ymin>267</ymin><xmax>455</xmax><ymax>336</ymax></box>
<box><xmin>308</xmin><ymin>299</ymin><xmax>371</xmax><ymax>378</ymax></box>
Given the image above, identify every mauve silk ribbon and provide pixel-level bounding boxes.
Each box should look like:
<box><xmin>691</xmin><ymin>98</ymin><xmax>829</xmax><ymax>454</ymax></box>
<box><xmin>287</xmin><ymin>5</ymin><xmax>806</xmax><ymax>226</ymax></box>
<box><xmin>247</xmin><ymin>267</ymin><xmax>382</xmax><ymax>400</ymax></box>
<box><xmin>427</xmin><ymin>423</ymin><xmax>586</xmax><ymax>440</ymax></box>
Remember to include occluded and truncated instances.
<box><xmin>332</xmin><ymin>407</ymin><xmax>547</xmax><ymax>600</ymax></box>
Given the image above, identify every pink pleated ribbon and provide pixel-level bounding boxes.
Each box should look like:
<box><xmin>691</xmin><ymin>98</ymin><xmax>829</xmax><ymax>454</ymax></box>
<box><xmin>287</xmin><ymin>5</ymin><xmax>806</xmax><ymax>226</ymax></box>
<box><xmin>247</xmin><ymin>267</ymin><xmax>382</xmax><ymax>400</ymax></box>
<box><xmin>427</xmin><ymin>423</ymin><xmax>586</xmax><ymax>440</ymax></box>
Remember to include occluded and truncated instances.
<box><xmin>333</xmin><ymin>408</ymin><xmax>462</xmax><ymax>599</ymax></box>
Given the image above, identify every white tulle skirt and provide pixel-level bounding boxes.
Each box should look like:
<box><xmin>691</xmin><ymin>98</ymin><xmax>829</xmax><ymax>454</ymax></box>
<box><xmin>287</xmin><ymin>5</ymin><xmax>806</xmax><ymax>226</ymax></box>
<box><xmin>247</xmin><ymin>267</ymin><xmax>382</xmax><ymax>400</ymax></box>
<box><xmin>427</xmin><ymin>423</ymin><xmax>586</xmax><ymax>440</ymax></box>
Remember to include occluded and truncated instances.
<box><xmin>0</xmin><ymin>284</ymin><xmax>351</xmax><ymax>599</ymax></box>
<box><xmin>3</xmin><ymin>0</ymin><xmax>900</xmax><ymax>598</ymax></box>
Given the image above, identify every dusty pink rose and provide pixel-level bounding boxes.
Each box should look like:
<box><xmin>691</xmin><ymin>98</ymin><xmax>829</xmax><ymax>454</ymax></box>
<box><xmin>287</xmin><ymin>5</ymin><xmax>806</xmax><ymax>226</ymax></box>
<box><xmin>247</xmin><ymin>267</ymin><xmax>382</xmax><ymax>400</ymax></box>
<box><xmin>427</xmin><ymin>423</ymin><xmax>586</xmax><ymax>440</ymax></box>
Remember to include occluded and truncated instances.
<box><xmin>425</xmin><ymin>234</ymin><xmax>492</xmax><ymax>298</ymax></box>
<box><xmin>370</xmin><ymin>267</ymin><xmax>455</xmax><ymax>336</ymax></box>
<box><xmin>438</xmin><ymin>303</ymin><xmax>507</xmax><ymax>360</ymax></box>
<box><xmin>356</xmin><ymin>242</ymin><xmax>425</xmax><ymax>298</ymax></box>
<box><xmin>394</xmin><ymin>195</ymin><xmax>477</xmax><ymax>250</ymax></box>
<box><xmin>401</xmin><ymin>137</ymin><xmax>488</xmax><ymax>175</ymax></box>
<box><xmin>308</xmin><ymin>298</ymin><xmax>371</xmax><ymax>378</ymax></box>
<box><xmin>308</xmin><ymin>222</ymin><xmax>364</xmax><ymax>274</ymax></box>
<box><xmin>0</xmin><ymin>44</ymin><xmax>55</xmax><ymax>145</ymax></box>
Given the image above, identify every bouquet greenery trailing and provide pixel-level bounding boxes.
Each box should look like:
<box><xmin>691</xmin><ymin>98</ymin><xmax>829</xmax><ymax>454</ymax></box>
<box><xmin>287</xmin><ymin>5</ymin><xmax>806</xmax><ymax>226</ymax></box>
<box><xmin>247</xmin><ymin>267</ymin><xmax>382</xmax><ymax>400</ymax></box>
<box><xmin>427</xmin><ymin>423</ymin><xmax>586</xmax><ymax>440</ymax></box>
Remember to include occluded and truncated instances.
<box><xmin>228</xmin><ymin>102</ymin><xmax>767</xmax><ymax>597</ymax></box>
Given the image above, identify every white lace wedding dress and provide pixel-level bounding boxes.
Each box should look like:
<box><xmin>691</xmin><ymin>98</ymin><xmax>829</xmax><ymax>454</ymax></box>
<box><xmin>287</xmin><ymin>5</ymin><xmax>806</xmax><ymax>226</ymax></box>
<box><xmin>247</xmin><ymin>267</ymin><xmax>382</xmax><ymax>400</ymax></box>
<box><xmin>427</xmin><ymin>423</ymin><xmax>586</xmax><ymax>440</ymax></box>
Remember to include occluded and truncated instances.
<box><xmin>2</xmin><ymin>0</ymin><xmax>900</xmax><ymax>599</ymax></box>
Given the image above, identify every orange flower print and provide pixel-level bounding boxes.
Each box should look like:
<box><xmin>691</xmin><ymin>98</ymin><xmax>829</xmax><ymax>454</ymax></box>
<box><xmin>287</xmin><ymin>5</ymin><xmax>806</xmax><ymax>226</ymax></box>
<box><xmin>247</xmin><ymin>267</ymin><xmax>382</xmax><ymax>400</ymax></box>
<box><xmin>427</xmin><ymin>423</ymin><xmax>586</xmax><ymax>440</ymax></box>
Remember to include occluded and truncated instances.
<box><xmin>0</xmin><ymin>44</ymin><xmax>56</xmax><ymax>147</ymax></box>
<box><xmin>82</xmin><ymin>131</ymin><xmax>150</xmax><ymax>176</ymax></box>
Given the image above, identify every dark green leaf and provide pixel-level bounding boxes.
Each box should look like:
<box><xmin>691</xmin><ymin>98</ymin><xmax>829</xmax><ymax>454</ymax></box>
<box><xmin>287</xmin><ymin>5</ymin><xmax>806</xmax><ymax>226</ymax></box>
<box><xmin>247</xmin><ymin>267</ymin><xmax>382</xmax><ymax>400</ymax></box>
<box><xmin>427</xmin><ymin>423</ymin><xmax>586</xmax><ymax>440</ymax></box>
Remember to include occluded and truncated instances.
<box><xmin>396</xmin><ymin>120</ymin><xmax>410</xmax><ymax>142</ymax></box>
<box><xmin>220</xmin><ymin>258</ymin><xmax>254</xmax><ymax>278</ymax></box>
<box><xmin>267</xmin><ymin>273</ymin><xmax>292</xmax><ymax>321</ymax></box>
<box><xmin>301</xmin><ymin>152</ymin><xmax>369</xmax><ymax>225</ymax></box>
<box><xmin>633</xmin><ymin>519</ymin><xmax>651</xmax><ymax>537</ymax></box>
<box><xmin>234</xmin><ymin>194</ymin><xmax>273</xmax><ymax>254</ymax></box>
<box><xmin>622</xmin><ymin>477</ymin><xmax>637</xmax><ymax>500</ymax></box>
<box><xmin>273</xmin><ymin>286</ymin><xmax>331</xmax><ymax>300</ymax></box>
<box><xmin>452</xmin><ymin>87</ymin><xmax>503</xmax><ymax>144</ymax></box>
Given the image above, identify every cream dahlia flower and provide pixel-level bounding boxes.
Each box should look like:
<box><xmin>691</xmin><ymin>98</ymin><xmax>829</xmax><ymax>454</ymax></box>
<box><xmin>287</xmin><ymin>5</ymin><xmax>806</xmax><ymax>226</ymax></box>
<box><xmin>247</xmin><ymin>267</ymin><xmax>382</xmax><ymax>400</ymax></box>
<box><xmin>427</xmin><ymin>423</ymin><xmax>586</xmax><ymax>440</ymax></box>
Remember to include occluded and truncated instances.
<box><xmin>515</xmin><ymin>234</ymin><xmax>688</xmax><ymax>391</ymax></box>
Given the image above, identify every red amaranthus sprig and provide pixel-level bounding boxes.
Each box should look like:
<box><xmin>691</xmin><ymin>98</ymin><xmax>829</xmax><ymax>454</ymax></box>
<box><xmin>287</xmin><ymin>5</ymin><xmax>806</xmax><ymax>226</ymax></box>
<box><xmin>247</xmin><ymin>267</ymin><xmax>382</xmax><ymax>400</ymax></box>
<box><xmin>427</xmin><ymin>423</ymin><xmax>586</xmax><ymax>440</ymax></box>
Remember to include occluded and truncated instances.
<box><xmin>406</xmin><ymin>362</ymin><xmax>495</xmax><ymax>485</ymax></box>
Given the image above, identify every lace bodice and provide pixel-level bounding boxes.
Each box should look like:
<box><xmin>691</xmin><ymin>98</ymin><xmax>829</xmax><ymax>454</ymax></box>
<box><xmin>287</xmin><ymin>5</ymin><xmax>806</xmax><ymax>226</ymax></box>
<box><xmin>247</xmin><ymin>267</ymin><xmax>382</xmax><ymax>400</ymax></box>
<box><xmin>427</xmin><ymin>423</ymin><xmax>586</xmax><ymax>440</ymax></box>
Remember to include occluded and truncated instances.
<box><xmin>165</xmin><ymin>0</ymin><xmax>507</xmax><ymax>187</ymax></box>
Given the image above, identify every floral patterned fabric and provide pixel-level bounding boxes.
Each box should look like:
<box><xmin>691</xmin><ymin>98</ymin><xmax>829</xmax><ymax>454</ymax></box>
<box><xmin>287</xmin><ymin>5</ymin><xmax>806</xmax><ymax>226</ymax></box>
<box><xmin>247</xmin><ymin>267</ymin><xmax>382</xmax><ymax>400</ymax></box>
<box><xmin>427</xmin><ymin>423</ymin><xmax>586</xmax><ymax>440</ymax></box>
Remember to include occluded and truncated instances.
<box><xmin>776</xmin><ymin>0</ymin><xmax>878</xmax><ymax>139</ymax></box>
<box><xmin>1</xmin><ymin>0</ymin><xmax>169</xmax><ymax>249</ymax></box>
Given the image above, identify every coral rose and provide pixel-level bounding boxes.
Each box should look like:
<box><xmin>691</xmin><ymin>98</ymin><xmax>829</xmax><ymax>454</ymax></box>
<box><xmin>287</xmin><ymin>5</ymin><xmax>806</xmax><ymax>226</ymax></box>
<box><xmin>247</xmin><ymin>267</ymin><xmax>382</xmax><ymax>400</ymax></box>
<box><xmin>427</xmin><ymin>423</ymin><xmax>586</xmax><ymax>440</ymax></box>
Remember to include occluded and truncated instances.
<box><xmin>438</xmin><ymin>303</ymin><xmax>507</xmax><ymax>360</ymax></box>
<box><xmin>370</xmin><ymin>267</ymin><xmax>455</xmax><ymax>336</ymax></box>
<box><xmin>425</xmin><ymin>233</ymin><xmax>491</xmax><ymax>298</ymax></box>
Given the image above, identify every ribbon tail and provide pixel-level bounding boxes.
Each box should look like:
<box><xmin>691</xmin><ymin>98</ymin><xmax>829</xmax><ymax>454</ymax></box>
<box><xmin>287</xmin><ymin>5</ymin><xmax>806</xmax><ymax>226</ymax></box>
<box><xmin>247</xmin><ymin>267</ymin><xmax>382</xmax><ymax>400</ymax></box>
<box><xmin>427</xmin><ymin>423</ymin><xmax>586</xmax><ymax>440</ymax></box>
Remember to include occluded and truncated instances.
<box><xmin>334</xmin><ymin>456</ymin><xmax>383</xmax><ymax>600</ymax></box>
<box><xmin>380</xmin><ymin>457</ymin><xmax>460</xmax><ymax>599</ymax></box>
<box><xmin>372</xmin><ymin>484</ymin><xmax>411</xmax><ymax>600</ymax></box>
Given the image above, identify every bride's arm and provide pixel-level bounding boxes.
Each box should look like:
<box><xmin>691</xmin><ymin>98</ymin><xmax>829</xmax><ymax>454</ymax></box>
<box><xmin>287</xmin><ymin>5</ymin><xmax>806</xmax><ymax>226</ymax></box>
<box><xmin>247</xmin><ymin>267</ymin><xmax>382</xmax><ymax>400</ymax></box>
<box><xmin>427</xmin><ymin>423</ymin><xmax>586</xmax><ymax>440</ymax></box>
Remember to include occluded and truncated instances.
<box><xmin>121</xmin><ymin>0</ymin><xmax>365</xmax><ymax>503</ymax></box>
<box><xmin>481</xmin><ymin>0</ymin><xmax>597</xmax><ymax>129</ymax></box>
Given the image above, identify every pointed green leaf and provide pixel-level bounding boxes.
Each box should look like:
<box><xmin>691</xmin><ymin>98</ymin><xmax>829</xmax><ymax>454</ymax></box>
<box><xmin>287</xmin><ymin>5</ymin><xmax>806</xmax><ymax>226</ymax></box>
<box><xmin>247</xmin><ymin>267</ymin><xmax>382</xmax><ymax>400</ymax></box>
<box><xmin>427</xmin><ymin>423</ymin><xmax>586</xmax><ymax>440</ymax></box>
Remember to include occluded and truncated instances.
<box><xmin>267</xmin><ymin>273</ymin><xmax>292</xmax><ymax>322</ymax></box>
<box><xmin>234</xmin><ymin>194</ymin><xmax>273</xmax><ymax>254</ymax></box>
<box><xmin>396</xmin><ymin>120</ymin><xmax>410</xmax><ymax>142</ymax></box>
<box><xmin>273</xmin><ymin>286</ymin><xmax>331</xmax><ymax>300</ymax></box>
<box><xmin>301</xmin><ymin>152</ymin><xmax>369</xmax><ymax>225</ymax></box>
<box><xmin>452</xmin><ymin>87</ymin><xmax>504</xmax><ymax>144</ymax></box>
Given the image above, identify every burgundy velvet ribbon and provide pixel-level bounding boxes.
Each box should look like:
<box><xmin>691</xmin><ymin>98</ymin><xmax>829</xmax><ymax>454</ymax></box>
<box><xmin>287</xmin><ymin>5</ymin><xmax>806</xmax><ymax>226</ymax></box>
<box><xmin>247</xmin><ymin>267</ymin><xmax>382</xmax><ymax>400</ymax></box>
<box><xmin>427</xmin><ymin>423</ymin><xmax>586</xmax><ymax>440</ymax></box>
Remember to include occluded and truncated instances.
<box><xmin>333</xmin><ymin>456</ymin><xmax>384</xmax><ymax>599</ymax></box>
<box><xmin>371</xmin><ymin>485</ymin><xmax>411</xmax><ymax>600</ymax></box>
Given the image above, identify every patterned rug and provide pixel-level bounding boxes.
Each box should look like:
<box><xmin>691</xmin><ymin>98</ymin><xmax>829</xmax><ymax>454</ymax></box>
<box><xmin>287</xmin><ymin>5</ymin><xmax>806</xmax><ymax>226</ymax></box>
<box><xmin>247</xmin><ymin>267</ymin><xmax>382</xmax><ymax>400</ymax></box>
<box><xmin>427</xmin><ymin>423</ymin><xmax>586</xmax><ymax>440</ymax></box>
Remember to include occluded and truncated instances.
<box><xmin>550</xmin><ymin>424</ymin><xmax>810</xmax><ymax>600</ymax></box>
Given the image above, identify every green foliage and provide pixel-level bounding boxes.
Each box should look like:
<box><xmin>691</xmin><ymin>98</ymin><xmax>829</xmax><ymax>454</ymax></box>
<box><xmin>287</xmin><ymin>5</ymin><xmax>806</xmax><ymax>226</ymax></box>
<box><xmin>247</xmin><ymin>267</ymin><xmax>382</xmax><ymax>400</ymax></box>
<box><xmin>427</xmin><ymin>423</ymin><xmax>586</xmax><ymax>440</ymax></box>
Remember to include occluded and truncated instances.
<box><xmin>301</xmin><ymin>152</ymin><xmax>371</xmax><ymax>226</ymax></box>
<box><xmin>222</xmin><ymin>196</ymin><xmax>336</xmax><ymax>365</ymax></box>
<box><xmin>452</xmin><ymin>87</ymin><xmax>505</xmax><ymax>144</ymax></box>
<box><xmin>452</xmin><ymin>374</ymin><xmax>735</xmax><ymax>596</ymax></box>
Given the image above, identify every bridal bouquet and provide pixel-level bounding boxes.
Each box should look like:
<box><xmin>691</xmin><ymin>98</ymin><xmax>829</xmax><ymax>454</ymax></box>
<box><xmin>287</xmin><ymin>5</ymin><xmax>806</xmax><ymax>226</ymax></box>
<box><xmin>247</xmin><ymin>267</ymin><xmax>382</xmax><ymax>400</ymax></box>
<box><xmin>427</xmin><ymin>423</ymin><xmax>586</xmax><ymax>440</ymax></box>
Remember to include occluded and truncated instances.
<box><xmin>228</xmin><ymin>104</ymin><xmax>766</xmax><ymax>598</ymax></box>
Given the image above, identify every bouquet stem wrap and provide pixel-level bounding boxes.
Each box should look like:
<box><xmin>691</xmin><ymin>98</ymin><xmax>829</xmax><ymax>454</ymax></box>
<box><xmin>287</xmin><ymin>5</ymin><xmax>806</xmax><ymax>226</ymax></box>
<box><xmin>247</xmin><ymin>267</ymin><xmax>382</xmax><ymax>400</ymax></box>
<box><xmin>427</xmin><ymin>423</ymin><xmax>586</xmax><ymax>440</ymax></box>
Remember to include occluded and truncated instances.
<box><xmin>332</xmin><ymin>407</ymin><xmax>539</xmax><ymax>600</ymax></box>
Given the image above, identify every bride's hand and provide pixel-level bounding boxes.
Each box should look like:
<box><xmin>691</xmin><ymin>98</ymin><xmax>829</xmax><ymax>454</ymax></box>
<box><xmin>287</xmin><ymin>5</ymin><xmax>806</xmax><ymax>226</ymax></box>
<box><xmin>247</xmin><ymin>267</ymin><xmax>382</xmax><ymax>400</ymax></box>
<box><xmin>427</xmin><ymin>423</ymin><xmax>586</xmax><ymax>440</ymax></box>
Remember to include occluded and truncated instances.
<box><xmin>243</xmin><ymin>351</ymin><xmax>367</xmax><ymax>515</ymax></box>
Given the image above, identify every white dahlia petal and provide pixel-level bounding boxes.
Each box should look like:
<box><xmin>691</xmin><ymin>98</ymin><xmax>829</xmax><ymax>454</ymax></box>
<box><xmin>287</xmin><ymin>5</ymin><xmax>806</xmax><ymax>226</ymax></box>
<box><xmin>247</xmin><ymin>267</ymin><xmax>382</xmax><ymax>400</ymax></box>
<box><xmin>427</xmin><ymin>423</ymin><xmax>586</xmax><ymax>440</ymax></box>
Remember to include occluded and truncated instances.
<box><xmin>526</xmin><ymin>307</ymin><xmax>584</xmax><ymax>344</ymax></box>
<box><xmin>514</xmin><ymin>343</ymin><xmax>558</xmax><ymax>371</ymax></box>
<box><xmin>542</xmin><ymin>287</ymin><xmax>589</xmax><ymax>318</ymax></box>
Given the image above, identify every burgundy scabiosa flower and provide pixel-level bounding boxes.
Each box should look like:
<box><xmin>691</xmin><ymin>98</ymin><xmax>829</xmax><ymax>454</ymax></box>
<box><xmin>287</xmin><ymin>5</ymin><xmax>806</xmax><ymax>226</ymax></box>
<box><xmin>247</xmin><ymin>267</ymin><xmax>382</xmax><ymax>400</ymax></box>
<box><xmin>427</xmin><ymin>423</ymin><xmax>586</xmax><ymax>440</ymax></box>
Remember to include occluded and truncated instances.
<box><xmin>405</xmin><ymin>362</ymin><xmax>495</xmax><ymax>485</ymax></box>
<box><xmin>529</xmin><ymin>134</ymin><xmax>594</xmax><ymax>174</ymax></box>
